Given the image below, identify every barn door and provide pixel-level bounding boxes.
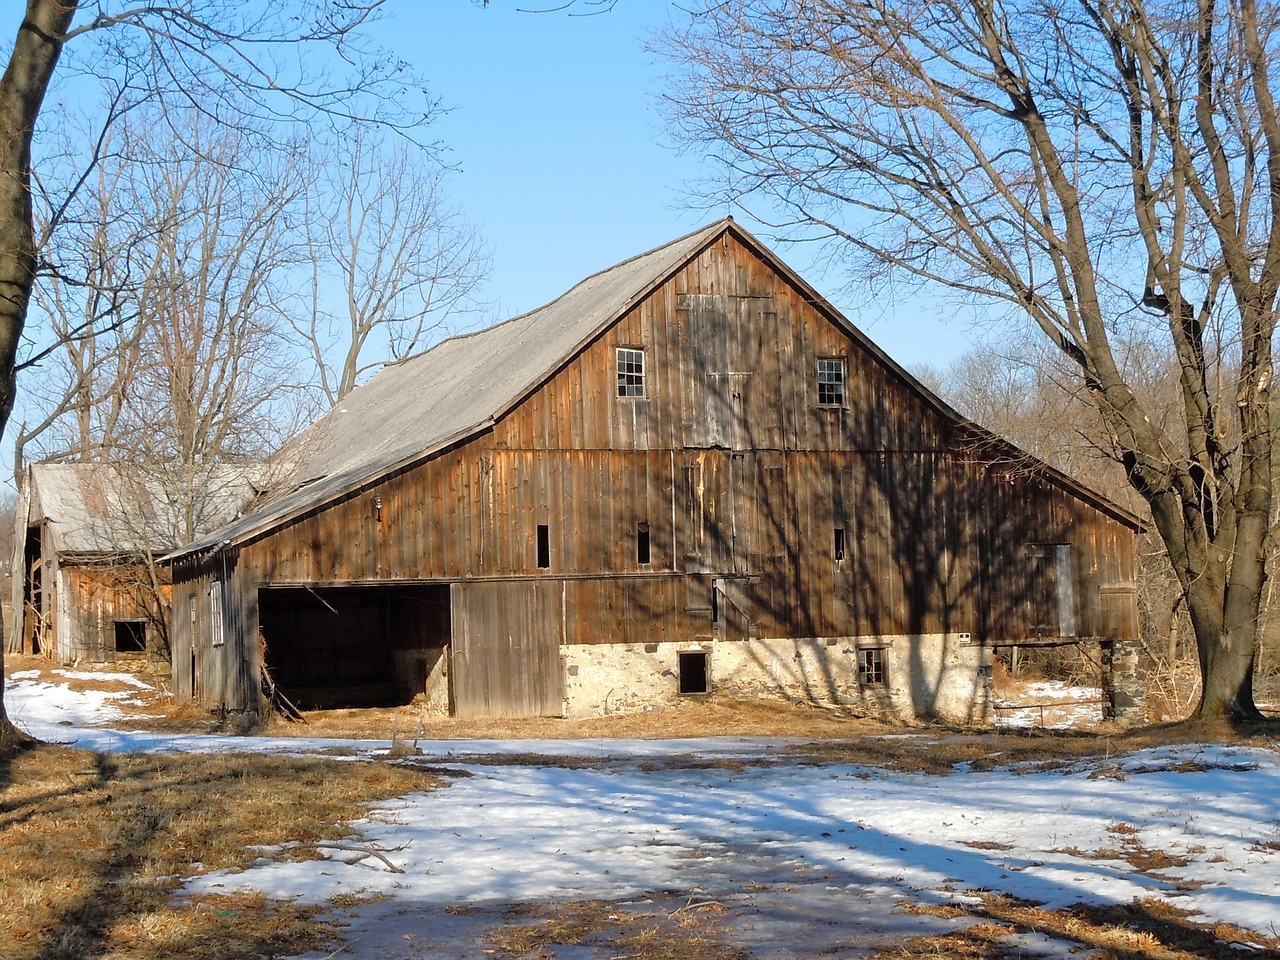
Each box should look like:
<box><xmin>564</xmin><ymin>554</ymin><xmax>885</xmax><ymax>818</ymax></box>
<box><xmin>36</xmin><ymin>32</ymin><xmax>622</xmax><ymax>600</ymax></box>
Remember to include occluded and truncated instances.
<box><xmin>452</xmin><ymin>580</ymin><xmax>564</xmax><ymax>718</ymax></box>
<box><xmin>1026</xmin><ymin>544</ymin><xmax>1077</xmax><ymax>638</ymax></box>
<box><xmin>680</xmin><ymin>294</ymin><xmax>776</xmax><ymax>451</ymax></box>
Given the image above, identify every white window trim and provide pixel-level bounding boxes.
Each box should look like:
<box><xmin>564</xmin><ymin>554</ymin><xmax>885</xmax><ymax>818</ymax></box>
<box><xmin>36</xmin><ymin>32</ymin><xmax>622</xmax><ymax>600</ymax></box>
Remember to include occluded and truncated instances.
<box><xmin>616</xmin><ymin>347</ymin><xmax>645</xmax><ymax>398</ymax></box>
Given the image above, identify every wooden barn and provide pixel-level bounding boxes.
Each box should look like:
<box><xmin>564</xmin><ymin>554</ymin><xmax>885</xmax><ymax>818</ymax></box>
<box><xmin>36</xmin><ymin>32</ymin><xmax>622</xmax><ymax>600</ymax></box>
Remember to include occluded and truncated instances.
<box><xmin>8</xmin><ymin>463</ymin><xmax>269</xmax><ymax>662</ymax></box>
<box><xmin>165</xmin><ymin>220</ymin><xmax>1144</xmax><ymax>723</ymax></box>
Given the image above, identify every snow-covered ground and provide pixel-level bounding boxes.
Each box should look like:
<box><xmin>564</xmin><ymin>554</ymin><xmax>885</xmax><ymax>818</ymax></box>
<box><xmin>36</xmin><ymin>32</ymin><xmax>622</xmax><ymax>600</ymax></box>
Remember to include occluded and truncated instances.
<box><xmin>6</xmin><ymin>669</ymin><xmax>1280</xmax><ymax>958</ymax></box>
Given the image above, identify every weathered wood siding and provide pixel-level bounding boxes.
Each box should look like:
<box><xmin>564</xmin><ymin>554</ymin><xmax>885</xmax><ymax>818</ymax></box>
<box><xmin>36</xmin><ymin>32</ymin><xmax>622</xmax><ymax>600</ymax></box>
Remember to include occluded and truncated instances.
<box><xmin>452</xmin><ymin>580</ymin><xmax>563</xmax><ymax>717</ymax></box>
<box><xmin>184</xmin><ymin>230</ymin><xmax>1139</xmax><ymax>714</ymax></box>
<box><xmin>60</xmin><ymin>564</ymin><xmax>170</xmax><ymax>661</ymax></box>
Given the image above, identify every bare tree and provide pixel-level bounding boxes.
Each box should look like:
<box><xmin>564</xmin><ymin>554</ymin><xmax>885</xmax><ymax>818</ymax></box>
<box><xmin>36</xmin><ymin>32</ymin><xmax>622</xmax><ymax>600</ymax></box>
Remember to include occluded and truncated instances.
<box><xmin>14</xmin><ymin>108</ymin><xmax>148</xmax><ymax>475</ymax></box>
<box><xmin>665</xmin><ymin>0</ymin><xmax>1280</xmax><ymax>721</ymax></box>
<box><xmin>299</xmin><ymin>131</ymin><xmax>490</xmax><ymax>405</ymax></box>
<box><xmin>0</xmin><ymin>0</ymin><xmax>428</xmax><ymax>749</ymax></box>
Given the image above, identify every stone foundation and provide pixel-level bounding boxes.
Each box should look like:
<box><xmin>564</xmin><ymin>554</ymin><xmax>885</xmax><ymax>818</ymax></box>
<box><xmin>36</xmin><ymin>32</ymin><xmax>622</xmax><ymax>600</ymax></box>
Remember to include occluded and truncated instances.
<box><xmin>561</xmin><ymin>634</ymin><xmax>992</xmax><ymax>723</ymax></box>
<box><xmin>1101</xmin><ymin>639</ymin><xmax>1147</xmax><ymax>726</ymax></box>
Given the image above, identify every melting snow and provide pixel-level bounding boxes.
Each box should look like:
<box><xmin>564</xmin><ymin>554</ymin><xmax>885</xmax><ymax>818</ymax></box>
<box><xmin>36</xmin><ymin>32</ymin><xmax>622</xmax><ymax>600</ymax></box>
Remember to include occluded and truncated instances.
<box><xmin>6</xmin><ymin>667</ymin><xmax>1280</xmax><ymax>957</ymax></box>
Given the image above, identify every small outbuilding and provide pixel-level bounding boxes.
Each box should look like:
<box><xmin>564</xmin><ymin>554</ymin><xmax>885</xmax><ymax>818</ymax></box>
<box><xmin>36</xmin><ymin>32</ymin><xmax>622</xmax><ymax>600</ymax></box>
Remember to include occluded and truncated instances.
<box><xmin>165</xmin><ymin>220</ymin><xmax>1144</xmax><ymax>722</ymax></box>
<box><xmin>9</xmin><ymin>463</ymin><xmax>269</xmax><ymax>662</ymax></box>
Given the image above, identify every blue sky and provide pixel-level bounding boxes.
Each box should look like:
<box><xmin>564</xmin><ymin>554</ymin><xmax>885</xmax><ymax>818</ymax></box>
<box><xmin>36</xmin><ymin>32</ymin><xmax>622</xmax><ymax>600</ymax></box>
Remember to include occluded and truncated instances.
<box><xmin>378</xmin><ymin>2</ymin><xmax>982</xmax><ymax>372</ymax></box>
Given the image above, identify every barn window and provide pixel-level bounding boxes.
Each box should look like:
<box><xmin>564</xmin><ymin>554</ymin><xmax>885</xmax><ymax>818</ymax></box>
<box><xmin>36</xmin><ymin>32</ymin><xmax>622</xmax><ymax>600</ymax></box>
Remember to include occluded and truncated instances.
<box><xmin>637</xmin><ymin>522</ymin><xmax>651</xmax><ymax>565</ymax></box>
<box><xmin>834</xmin><ymin>527</ymin><xmax>846</xmax><ymax>562</ymax></box>
<box><xmin>678</xmin><ymin>650</ymin><xmax>709</xmax><ymax>694</ymax></box>
<box><xmin>114</xmin><ymin>620</ymin><xmax>146</xmax><ymax>654</ymax></box>
<box><xmin>858</xmin><ymin>648</ymin><xmax>885</xmax><ymax>686</ymax></box>
<box><xmin>210</xmin><ymin>581</ymin><xmax>224</xmax><ymax>647</ymax></box>
<box><xmin>617</xmin><ymin>347</ymin><xmax>645</xmax><ymax>398</ymax></box>
<box><xmin>536</xmin><ymin>524</ymin><xmax>550</xmax><ymax>568</ymax></box>
<box><xmin>817</xmin><ymin>358</ymin><xmax>846</xmax><ymax>406</ymax></box>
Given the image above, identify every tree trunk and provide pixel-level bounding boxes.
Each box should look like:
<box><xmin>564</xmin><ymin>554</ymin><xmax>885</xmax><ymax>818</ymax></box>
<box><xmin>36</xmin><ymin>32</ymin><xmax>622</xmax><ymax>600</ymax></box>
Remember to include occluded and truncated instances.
<box><xmin>0</xmin><ymin>0</ymin><xmax>78</xmax><ymax>752</ymax></box>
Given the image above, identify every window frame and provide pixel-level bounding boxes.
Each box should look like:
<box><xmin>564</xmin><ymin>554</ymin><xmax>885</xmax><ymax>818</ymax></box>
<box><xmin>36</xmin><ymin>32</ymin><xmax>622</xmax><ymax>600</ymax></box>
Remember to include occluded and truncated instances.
<box><xmin>858</xmin><ymin>647</ymin><xmax>885</xmax><ymax>686</ymax></box>
<box><xmin>209</xmin><ymin>581</ymin><xmax>224</xmax><ymax>647</ymax></box>
<box><xmin>616</xmin><ymin>347</ymin><xmax>646</xmax><ymax>399</ymax></box>
<box><xmin>817</xmin><ymin>357</ymin><xmax>847</xmax><ymax>407</ymax></box>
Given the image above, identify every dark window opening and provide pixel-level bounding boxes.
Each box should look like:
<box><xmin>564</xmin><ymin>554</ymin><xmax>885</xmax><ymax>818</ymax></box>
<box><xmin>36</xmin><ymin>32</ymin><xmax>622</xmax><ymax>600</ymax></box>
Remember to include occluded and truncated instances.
<box><xmin>818</xmin><ymin>357</ymin><xmax>846</xmax><ymax>407</ymax></box>
<box><xmin>858</xmin><ymin>648</ymin><xmax>885</xmax><ymax>686</ymax></box>
<box><xmin>114</xmin><ymin>620</ymin><xmax>147</xmax><ymax>654</ymax></box>
<box><xmin>637</xmin><ymin>522</ymin><xmax>651</xmax><ymax>565</ymax></box>
<box><xmin>834</xmin><ymin>527</ymin><xmax>846</xmax><ymax>562</ymax></box>
<box><xmin>536</xmin><ymin>524</ymin><xmax>550</xmax><ymax>569</ymax></box>
<box><xmin>678</xmin><ymin>651</ymin><xmax>709</xmax><ymax>694</ymax></box>
<box><xmin>617</xmin><ymin>347</ymin><xmax>645</xmax><ymax>398</ymax></box>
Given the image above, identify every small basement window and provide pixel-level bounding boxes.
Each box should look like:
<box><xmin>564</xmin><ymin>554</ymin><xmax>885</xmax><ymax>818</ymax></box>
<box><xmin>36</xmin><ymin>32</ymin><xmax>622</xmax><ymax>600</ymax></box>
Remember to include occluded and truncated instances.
<box><xmin>536</xmin><ymin>524</ymin><xmax>550</xmax><ymax>569</ymax></box>
<box><xmin>678</xmin><ymin>650</ymin><xmax>709</xmax><ymax>694</ymax></box>
<box><xmin>817</xmin><ymin>357</ymin><xmax>846</xmax><ymax>407</ymax></box>
<box><xmin>637</xmin><ymin>522</ymin><xmax>651</xmax><ymax>565</ymax></box>
<box><xmin>114</xmin><ymin>620</ymin><xmax>147</xmax><ymax>654</ymax></box>
<box><xmin>617</xmin><ymin>347</ymin><xmax>645</xmax><ymax>398</ymax></box>
<box><xmin>834</xmin><ymin>527</ymin><xmax>846</xmax><ymax>562</ymax></box>
<box><xmin>858</xmin><ymin>648</ymin><xmax>885</xmax><ymax>686</ymax></box>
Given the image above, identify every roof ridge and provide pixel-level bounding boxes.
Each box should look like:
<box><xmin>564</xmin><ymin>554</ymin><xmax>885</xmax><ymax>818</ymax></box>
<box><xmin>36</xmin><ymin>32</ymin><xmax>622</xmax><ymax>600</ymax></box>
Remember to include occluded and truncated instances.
<box><xmin>380</xmin><ymin>219</ymin><xmax>735</xmax><ymax>369</ymax></box>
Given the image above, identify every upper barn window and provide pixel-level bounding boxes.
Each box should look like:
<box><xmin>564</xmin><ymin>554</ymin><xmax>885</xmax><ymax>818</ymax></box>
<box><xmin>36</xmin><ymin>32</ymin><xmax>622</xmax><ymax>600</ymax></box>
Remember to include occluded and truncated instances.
<box><xmin>617</xmin><ymin>347</ymin><xmax>645</xmax><ymax>398</ymax></box>
<box><xmin>817</xmin><ymin>358</ymin><xmax>846</xmax><ymax>407</ymax></box>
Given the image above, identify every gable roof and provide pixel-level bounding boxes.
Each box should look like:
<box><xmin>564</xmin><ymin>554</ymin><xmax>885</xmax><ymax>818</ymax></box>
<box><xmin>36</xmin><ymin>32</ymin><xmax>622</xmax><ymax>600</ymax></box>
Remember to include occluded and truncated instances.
<box><xmin>167</xmin><ymin>218</ymin><xmax>1141</xmax><ymax>562</ymax></box>
<box><xmin>25</xmin><ymin>462</ymin><xmax>272</xmax><ymax>557</ymax></box>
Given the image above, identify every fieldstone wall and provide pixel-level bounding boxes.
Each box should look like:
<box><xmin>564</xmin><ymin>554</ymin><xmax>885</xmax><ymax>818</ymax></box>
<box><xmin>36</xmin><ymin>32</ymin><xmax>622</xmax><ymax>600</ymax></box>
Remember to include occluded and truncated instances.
<box><xmin>561</xmin><ymin>634</ymin><xmax>992</xmax><ymax>723</ymax></box>
<box><xmin>1101</xmin><ymin>639</ymin><xmax>1147</xmax><ymax>726</ymax></box>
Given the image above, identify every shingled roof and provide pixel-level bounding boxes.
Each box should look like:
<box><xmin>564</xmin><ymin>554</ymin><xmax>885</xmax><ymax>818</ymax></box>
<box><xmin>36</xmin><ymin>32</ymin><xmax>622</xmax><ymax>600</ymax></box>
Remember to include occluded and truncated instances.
<box><xmin>167</xmin><ymin>217</ymin><xmax>1142</xmax><ymax>562</ymax></box>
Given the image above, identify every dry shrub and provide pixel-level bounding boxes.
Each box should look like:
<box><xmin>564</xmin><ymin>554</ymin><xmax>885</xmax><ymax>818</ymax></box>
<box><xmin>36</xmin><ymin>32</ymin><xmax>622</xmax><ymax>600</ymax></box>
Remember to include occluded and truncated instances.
<box><xmin>0</xmin><ymin>742</ymin><xmax>442</xmax><ymax>960</ymax></box>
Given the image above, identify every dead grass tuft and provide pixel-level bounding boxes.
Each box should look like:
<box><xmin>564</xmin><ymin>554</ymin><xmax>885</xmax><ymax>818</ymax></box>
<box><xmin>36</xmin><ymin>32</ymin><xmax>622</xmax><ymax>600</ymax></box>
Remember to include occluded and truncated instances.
<box><xmin>1058</xmin><ymin>821</ymin><xmax>1194</xmax><ymax>875</ymax></box>
<box><xmin>483</xmin><ymin>898</ymin><xmax>749</xmax><ymax>960</ymax></box>
<box><xmin>0</xmin><ymin>742</ymin><xmax>443</xmax><ymax>960</ymax></box>
<box><xmin>878</xmin><ymin>891</ymin><xmax>1280</xmax><ymax>960</ymax></box>
<box><xmin>875</xmin><ymin>893</ymin><xmax>1279</xmax><ymax>960</ymax></box>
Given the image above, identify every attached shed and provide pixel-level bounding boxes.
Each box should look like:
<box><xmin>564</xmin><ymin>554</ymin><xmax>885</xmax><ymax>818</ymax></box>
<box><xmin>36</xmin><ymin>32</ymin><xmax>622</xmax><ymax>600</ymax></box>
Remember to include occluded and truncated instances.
<box><xmin>8</xmin><ymin>463</ymin><xmax>270</xmax><ymax>662</ymax></box>
<box><xmin>166</xmin><ymin>220</ymin><xmax>1144</xmax><ymax>723</ymax></box>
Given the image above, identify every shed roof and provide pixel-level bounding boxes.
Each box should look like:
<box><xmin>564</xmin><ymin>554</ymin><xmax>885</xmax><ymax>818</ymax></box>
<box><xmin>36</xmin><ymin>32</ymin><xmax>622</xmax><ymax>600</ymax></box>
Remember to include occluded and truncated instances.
<box><xmin>26</xmin><ymin>462</ymin><xmax>272</xmax><ymax>557</ymax></box>
<box><xmin>167</xmin><ymin>218</ymin><xmax>1142</xmax><ymax>561</ymax></box>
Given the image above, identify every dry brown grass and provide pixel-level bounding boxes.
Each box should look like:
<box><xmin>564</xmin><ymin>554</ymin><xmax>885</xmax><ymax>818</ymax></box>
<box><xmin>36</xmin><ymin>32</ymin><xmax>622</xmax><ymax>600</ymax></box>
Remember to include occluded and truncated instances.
<box><xmin>787</xmin><ymin>718</ymin><xmax>1280</xmax><ymax>774</ymax></box>
<box><xmin>266</xmin><ymin>693</ymin><xmax>888</xmax><ymax>742</ymax></box>
<box><xmin>483</xmin><ymin>898</ymin><xmax>750</xmax><ymax>960</ymax></box>
<box><xmin>0</xmin><ymin>741</ymin><xmax>442</xmax><ymax>960</ymax></box>
<box><xmin>889</xmin><ymin>893</ymin><xmax>1279</xmax><ymax>959</ymax></box>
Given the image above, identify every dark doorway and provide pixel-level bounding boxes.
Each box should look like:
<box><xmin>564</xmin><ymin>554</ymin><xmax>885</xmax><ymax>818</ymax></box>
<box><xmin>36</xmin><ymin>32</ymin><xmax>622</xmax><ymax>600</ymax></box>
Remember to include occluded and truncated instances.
<box><xmin>23</xmin><ymin>526</ymin><xmax>44</xmax><ymax>654</ymax></box>
<box><xmin>678</xmin><ymin>650</ymin><xmax>709</xmax><ymax>694</ymax></box>
<box><xmin>259</xmin><ymin>584</ymin><xmax>452</xmax><ymax>710</ymax></box>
